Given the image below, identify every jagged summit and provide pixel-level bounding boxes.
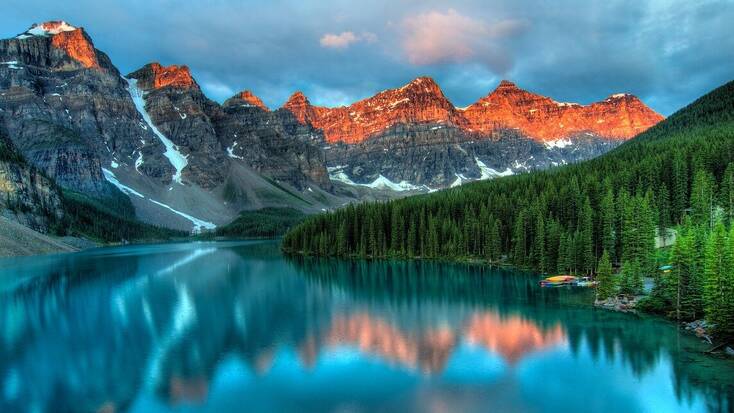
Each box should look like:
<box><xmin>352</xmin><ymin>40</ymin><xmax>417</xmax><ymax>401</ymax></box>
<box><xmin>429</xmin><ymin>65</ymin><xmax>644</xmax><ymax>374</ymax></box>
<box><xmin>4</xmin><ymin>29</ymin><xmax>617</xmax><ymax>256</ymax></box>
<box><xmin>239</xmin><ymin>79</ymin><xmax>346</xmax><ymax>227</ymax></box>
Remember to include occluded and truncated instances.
<box><xmin>282</xmin><ymin>91</ymin><xmax>316</xmax><ymax>124</ymax></box>
<box><xmin>230</xmin><ymin>90</ymin><xmax>269</xmax><ymax>111</ymax></box>
<box><xmin>127</xmin><ymin>62</ymin><xmax>197</xmax><ymax>91</ymax></box>
<box><xmin>280</xmin><ymin>76</ymin><xmax>464</xmax><ymax>144</ymax></box>
<box><xmin>278</xmin><ymin>77</ymin><xmax>661</xmax><ymax>143</ymax></box>
<box><xmin>393</xmin><ymin>76</ymin><xmax>447</xmax><ymax>100</ymax></box>
<box><xmin>285</xmin><ymin>91</ymin><xmax>310</xmax><ymax>104</ymax></box>
<box><xmin>16</xmin><ymin>21</ymin><xmax>79</xmax><ymax>38</ymax></box>
<box><xmin>11</xmin><ymin>20</ymin><xmax>101</xmax><ymax>69</ymax></box>
<box><xmin>400</xmin><ymin>76</ymin><xmax>441</xmax><ymax>90</ymax></box>
<box><xmin>496</xmin><ymin>79</ymin><xmax>519</xmax><ymax>90</ymax></box>
<box><xmin>461</xmin><ymin>80</ymin><xmax>663</xmax><ymax>141</ymax></box>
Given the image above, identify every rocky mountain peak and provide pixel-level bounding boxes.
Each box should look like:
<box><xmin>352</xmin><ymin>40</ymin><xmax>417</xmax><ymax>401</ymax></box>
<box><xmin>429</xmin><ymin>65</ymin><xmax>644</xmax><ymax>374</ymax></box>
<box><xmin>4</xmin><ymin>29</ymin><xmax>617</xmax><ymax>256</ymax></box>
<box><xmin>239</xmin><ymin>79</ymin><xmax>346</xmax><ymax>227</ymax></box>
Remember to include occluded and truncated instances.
<box><xmin>232</xmin><ymin>90</ymin><xmax>269</xmax><ymax>111</ymax></box>
<box><xmin>388</xmin><ymin>76</ymin><xmax>452</xmax><ymax>105</ymax></box>
<box><xmin>281</xmin><ymin>77</ymin><xmax>465</xmax><ymax>144</ymax></box>
<box><xmin>496</xmin><ymin>79</ymin><xmax>519</xmax><ymax>90</ymax></box>
<box><xmin>127</xmin><ymin>63</ymin><xmax>198</xmax><ymax>91</ymax></box>
<box><xmin>17</xmin><ymin>21</ymin><xmax>79</xmax><ymax>38</ymax></box>
<box><xmin>282</xmin><ymin>91</ymin><xmax>316</xmax><ymax>124</ymax></box>
<box><xmin>14</xmin><ymin>21</ymin><xmax>100</xmax><ymax>69</ymax></box>
<box><xmin>462</xmin><ymin>80</ymin><xmax>663</xmax><ymax>141</ymax></box>
<box><xmin>400</xmin><ymin>76</ymin><xmax>442</xmax><ymax>94</ymax></box>
<box><xmin>49</xmin><ymin>29</ymin><xmax>99</xmax><ymax>69</ymax></box>
<box><xmin>285</xmin><ymin>91</ymin><xmax>310</xmax><ymax>105</ymax></box>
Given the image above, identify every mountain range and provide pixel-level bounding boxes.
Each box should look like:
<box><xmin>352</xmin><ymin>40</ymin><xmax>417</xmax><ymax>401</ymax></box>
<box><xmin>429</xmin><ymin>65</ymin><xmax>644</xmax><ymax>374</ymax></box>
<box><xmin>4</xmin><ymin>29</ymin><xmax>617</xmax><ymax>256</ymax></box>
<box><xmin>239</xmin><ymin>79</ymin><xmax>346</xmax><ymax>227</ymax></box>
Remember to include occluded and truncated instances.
<box><xmin>0</xmin><ymin>21</ymin><xmax>663</xmax><ymax>233</ymax></box>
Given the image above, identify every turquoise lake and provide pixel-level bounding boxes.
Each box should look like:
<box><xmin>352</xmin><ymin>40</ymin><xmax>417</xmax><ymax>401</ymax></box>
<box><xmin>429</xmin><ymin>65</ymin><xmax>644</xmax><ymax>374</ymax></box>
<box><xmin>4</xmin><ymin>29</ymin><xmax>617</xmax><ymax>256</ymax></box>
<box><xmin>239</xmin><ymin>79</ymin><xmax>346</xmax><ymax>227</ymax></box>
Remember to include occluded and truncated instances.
<box><xmin>0</xmin><ymin>240</ymin><xmax>732</xmax><ymax>412</ymax></box>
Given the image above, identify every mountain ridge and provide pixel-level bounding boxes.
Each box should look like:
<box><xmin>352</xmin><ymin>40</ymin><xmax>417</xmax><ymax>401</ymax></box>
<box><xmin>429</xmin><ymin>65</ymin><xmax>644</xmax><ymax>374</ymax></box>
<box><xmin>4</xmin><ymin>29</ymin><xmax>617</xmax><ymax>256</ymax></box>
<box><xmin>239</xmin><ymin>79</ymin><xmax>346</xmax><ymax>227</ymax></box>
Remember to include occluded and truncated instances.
<box><xmin>278</xmin><ymin>76</ymin><xmax>663</xmax><ymax>144</ymax></box>
<box><xmin>0</xmin><ymin>20</ymin><xmax>666</xmax><ymax>233</ymax></box>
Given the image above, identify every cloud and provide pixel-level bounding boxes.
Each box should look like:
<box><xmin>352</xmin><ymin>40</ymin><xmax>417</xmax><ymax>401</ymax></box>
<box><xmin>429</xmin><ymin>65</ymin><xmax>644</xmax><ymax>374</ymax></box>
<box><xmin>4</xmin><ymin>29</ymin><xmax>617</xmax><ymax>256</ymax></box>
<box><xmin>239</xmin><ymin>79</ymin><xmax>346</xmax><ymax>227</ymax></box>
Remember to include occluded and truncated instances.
<box><xmin>2</xmin><ymin>0</ymin><xmax>732</xmax><ymax>114</ymax></box>
<box><xmin>200</xmin><ymin>80</ymin><xmax>235</xmax><ymax>100</ymax></box>
<box><xmin>401</xmin><ymin>9</ymin><xmax>526</xmax><ymax>73</ymax></box>
<box><xmin>320</xmin><ymin>31</ymin><xmax>378</xmax><ymax>49</ymax></box>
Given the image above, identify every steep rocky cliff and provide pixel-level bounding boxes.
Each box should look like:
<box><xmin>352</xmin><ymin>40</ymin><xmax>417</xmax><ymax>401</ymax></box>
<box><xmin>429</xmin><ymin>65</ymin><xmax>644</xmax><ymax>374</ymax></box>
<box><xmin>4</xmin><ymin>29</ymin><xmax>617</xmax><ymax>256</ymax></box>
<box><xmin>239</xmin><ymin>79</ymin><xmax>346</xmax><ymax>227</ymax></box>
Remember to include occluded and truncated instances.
<box><xmin>127</xmin><ymin>63</ymin><xmax>228</xmax><ymax>189</ymax></box>
<box><xmin>461</xmin><ymin>80</ymin><xmax>664</xmax><ymax>141</ymax></box>
<box><xmin>282</xmin><ymin>78</ymin><xmax>662</xmax><ymax>188</ymax></box>
<box><xmin>282</xmin><ymin>77</ymin><xmax>662</xmax><ymax>145</ymax></box>
<box><xmin>0</xmin><ymin>130</ymin><xmax>63</xmax><ymax>232</ymax></box>
<box><xmin>283</xmin><ymin>77</ymin><xmax>467</xmax><ymax>144</ymax></box>
<box><xmin>214</xmin><ymin>91</ymin><xmax>331</xmax><ymax>190</ymax></box>
<box><xmin>0</xmin><ymin>22</ymin><xmax>339</xmax><ymax>232</ymax></box>
<box><xmin>0</xmin><ymin>21</ymin><xmax>172</xmax><ymax>196</ymax></box>
<box><xmin>126</xmin><ymin>63</ymin><xmax>332</xmax><ymax>191</ymax></box>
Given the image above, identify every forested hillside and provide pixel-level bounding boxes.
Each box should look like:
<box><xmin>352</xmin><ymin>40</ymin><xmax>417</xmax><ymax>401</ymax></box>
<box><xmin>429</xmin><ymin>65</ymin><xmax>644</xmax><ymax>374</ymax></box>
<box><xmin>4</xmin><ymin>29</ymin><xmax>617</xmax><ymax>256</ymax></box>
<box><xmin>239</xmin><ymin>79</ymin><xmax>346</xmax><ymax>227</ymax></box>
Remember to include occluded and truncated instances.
<box><xmin>214</xmin><ymin>207</ymin><xmax>306</xmax><ymax>238</ymax></box>
<box><xmin>283</xmin><ymin>80</ymin><xmax>734</xmax><ymax>341</ymax></box>
<box><xmin>1</xmin><ymin>129</ymin><xmax>184</xmax><ymax>245</ymax></box>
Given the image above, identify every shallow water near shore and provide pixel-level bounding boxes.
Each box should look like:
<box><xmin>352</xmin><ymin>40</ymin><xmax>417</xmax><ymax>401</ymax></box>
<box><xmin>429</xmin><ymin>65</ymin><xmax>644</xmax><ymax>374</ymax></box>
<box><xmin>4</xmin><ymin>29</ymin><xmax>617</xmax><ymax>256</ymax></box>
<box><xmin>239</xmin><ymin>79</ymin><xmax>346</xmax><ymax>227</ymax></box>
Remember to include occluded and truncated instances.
<box><xmin>0</xmin><ymin>240</ymin><xmax>732</xmax><ymax>412</ymax></box>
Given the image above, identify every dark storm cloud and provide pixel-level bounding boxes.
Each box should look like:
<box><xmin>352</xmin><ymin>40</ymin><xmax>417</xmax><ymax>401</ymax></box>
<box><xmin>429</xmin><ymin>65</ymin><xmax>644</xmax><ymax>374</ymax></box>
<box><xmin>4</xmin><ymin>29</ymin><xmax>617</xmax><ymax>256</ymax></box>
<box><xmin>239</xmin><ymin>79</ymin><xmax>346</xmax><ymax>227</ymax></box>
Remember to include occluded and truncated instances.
<box><xmin>2</xmin><ymin>0</ymin><xmax>733</xmax><ymax>114</ymax></box>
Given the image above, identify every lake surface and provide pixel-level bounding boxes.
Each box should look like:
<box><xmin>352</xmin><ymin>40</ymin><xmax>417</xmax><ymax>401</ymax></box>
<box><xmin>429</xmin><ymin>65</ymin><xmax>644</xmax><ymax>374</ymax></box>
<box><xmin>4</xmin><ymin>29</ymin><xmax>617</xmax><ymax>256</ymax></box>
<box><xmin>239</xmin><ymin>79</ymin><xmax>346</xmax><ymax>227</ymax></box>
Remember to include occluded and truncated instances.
<box><xmin>0</xmin><ymin>240</ymin><xmax>732</xmax><ymax>413</ymax></box>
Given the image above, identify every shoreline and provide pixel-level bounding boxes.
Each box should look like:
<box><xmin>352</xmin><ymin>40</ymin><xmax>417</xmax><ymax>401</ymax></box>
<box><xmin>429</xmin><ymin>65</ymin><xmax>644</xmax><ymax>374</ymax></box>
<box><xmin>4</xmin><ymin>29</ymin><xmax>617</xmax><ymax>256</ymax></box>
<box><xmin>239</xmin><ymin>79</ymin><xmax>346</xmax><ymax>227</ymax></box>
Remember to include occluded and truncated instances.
<box><xmin>284</xmin><ymin>248</ymin><xmax>734</xmax><ymax>358</ymax></box>
<box><xmin>0</xmin><ymin>235</ymin><xmax>281</xmax><ymax>259</ymax></box>
<box><xmin>594</xmin><ymin>295</ymin><xmax>734</xmax><ymax>357</ymax></box>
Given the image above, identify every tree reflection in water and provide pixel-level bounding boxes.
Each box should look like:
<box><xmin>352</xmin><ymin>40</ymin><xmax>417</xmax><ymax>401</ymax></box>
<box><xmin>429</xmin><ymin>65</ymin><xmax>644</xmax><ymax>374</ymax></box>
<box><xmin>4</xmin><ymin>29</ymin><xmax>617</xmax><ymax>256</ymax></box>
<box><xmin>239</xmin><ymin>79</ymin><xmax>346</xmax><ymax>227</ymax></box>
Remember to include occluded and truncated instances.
<box><xmin>0</xmin><ymin>241</ymin><xmax>731</xmax><ymax>413</ymax></box>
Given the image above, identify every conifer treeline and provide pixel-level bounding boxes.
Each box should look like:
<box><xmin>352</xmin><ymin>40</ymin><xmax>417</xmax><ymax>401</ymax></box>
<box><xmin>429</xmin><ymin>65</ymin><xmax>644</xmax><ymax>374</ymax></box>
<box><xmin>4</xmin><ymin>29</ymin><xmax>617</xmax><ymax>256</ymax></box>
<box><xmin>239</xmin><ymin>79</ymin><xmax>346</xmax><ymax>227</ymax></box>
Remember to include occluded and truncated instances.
<box><xmin>283</xmin><ymin>80</ymin><xmax>734</xmax><ymax>340</ymax></box>
<box><xmin>640</xmin><ymin>219</ymin><xmax>734</xmax><ymax>340</ymax></box>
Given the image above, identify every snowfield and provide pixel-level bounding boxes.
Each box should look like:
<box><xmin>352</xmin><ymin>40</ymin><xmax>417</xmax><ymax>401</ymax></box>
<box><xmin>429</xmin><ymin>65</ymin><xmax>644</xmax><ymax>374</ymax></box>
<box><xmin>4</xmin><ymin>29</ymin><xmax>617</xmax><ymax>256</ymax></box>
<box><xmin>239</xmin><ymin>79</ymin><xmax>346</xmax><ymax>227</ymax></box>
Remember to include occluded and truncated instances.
<box><xmin>126</xmin><ymin>78</ymin><xmax>189</xmax><ymax>184</ymax></box>
<box><xmin>328</xmin><ymin>166</ymin><xmax>428</xmax><ymax>192</ymax></box>
<box><xmin>475</xmin><ymin>157</ymin><xmax>514</xmax><ymax>179</ymax></box>
<box><xmin>102</xmin><ymin>168</ymin><xmax>215</xmax><ymax>233</ymax></box>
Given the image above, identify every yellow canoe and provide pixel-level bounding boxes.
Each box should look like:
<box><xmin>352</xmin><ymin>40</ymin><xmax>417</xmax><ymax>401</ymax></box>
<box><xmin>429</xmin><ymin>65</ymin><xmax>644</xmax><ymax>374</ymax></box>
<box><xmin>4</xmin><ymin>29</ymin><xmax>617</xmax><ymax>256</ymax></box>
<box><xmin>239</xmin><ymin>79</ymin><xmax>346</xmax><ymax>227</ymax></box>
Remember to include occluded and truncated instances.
<box><xmin>545</xmin><ymin>275</ymin><xmax>576</xmax><ymax>283</ymax></box>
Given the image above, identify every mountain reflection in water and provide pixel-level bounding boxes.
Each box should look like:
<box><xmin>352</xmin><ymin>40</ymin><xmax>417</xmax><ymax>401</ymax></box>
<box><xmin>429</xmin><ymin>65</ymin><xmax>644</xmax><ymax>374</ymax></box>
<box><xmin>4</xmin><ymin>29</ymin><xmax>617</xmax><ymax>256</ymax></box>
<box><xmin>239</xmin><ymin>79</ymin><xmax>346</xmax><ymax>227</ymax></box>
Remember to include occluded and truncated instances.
<box><xmin>0</xmin><ymin>240</ymin><xmax>732</xmax><ymax>413</ymax></box>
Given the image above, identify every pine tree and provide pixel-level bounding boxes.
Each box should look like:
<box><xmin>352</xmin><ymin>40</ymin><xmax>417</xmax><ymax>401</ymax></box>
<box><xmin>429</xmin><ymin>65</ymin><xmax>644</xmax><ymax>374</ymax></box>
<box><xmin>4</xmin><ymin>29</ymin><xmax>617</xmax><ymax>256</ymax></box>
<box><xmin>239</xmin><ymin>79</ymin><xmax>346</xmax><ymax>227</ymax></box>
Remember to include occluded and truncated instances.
<box><xmin>557</xmin><ymin>232</ymin><xmax>569</xmax><ymax>273</ymax></box>
<box><xmin>596</xmin><ymin>250</ymin><xmax>615</xmax><ymax>301</ymax></box>
<box><xmin>703</xmin><ymin>220</ymin><xmax>729</xmax><ymax>334</ymax></box>
<box><xmin>619</xmin><ymin>260</ymin><xmax>642</xmax><ymax>296</ymax></box>
<box><xmin>532</xmin><ymin>212</ymin><xmax>546</xmax><ymax>272</ymax></box>
<box><xmin>720</xmin><ymin>162</ymin><xmax>734</xmax><ymax>226</ymax></box>
<box><xmin>639</xmin><ymin>191</ymin><xmax>657</xmax><ymax>275</ymax></box>
<box><xmin>512</xmin><ymin>211</ymin><xmax>527</xmax><ymax>266</ymax></box>
<box><xmin>485</xmin><ymin>217</ymin><xmax>501</xmax><ymax>262</ymax></box>
<box><xmin>690</xmin><ymin>169</ymin><xmax>715</xmax><ymax>228</ymax></box>
<box><xmin>545</xmin><ymin>218</ymin><xmax>560</xmax><ymax>273</ymax></box>
<box><xmin>578</xmin><ymin>197</ymin><xmax>594</xmax><ymax>274</ymax></box>
<box><xmin>672</xmin><ymin>153</ymin><xmax>688</xmax><ymax>224</ymax></box>
<box><xmin>665</xmin><ymin>227</ymin><xmax>701</xmax><ymax>320</ymax></box>
<box><xmin>657</xmin><ymin>184</ymin><xmax>671</xmax><ymax>235</ymax></box>
<box><xmin>600</xmin><ymin>189</ymin><xmax>616</xmax><ymax>262</ymax></box>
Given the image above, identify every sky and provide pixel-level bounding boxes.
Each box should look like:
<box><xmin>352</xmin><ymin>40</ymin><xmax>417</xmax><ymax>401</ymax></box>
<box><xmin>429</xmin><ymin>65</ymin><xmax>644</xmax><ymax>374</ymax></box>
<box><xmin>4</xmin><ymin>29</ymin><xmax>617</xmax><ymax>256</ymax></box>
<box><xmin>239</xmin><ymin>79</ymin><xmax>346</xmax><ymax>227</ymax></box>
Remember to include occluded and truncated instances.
<box><xmin>2</xmin><ymin>0</ymin><xmax>734</xmax><ymax>115</ymax></box>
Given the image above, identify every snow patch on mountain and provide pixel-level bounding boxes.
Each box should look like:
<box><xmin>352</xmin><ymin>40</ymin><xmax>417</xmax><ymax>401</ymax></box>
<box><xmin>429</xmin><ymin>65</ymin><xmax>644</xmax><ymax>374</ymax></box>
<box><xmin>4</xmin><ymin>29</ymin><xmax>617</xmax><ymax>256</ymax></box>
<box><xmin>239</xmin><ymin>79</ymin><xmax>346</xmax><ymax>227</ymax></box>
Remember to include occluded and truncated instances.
<box><xmin>544</xmin><ymin>138</ymin><xmax>574</xmax><ymax>149</ymax></box>
<box><xmin>475</xmin><ymin>157</ymin><xmax>514</xmax><ymax>179</ymax></box>
<box><xmin>126</xmin><ymin>77</ymin><xmax>188</xmax><ymax>184</ymax></box>
<box><xmin>0</xmin><ymin>61</ymin><xmax>22</xmax><ymax>70</ymax></box>
<box><xmin>226</xmin><ymin>142</ymin><xmax>244</xmax><ymax>160</ymax></box>
<box><xmin>18</xmin><ymin>21</ymin><xmax>78</xmax><ymax>38</ymax></box>
<box><xmin>102</xmin><ymin>168</ymin><xmax>144</xmax><ymax>198</ymax></box>
<box><xmin>135</xmin><ymin>152</ymin><xmax>144</xmax><ymax>173</ymax></box>
<box><xmin>328</xmin><ymin>166</ymin><xmax>427</xmax><ymax>192</ymax></box>
<box><xmin>148</xmin><ymin>199</ymin><xmax>216</xmax><ymax>233</ymax></box>
<box><xmin>104</xmin><ymin>166</ymin><xmax>215</xmax><ymax>233</ymax></box>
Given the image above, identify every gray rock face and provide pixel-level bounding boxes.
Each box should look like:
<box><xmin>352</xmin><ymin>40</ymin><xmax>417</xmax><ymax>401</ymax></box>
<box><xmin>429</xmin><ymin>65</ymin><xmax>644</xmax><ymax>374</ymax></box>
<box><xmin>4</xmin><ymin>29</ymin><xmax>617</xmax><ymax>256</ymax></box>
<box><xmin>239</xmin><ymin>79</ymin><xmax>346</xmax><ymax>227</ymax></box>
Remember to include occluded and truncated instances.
<box><xmin>0</xmin><ymin>132</ymin><xmax>63</xmax><ymax>232</ymax></box>
<box><xmin>126</xmin><ymin>64</ymin><xmax>332</xmax><ymax>192</ymax></box>
<box><xmin>0</xmin><ymin>21</ymin><xmax>635</xmax><ymax>233</ymax></box>
<box><xmin>324</xmin><ymin>124</ymin><xmax>620</xmax><ymax>188</ymax></box>
<box><xmin>128</xmin><ymin>64</ymin><xmax>227</xmax><ymax>189</ymax></box>
<box><xmin>212</xmin><ymin>97</ymin><xmax>332</xmax><ymax>191</ymax></box>
<box><xmin>0</xmin><ymin>29</ymin><xmax>172</xmax><ymax>196</ymax></box>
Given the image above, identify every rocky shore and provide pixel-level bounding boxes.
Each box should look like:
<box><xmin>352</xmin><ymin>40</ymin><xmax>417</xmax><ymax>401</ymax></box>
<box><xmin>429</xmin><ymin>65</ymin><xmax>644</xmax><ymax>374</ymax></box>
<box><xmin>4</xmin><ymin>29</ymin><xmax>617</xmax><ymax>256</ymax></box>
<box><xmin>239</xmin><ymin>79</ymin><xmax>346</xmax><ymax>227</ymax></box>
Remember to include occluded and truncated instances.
<box><xmin>595</xmin><ymin>296</ymin><xmax>734</xmax><ymax>358</ymax></box>
<box><xmin>594</xmin><ymin>295</ymin><xmax>642</xmax><ymax>313</ymax></box>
